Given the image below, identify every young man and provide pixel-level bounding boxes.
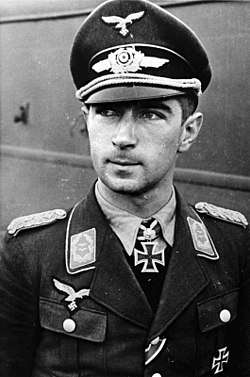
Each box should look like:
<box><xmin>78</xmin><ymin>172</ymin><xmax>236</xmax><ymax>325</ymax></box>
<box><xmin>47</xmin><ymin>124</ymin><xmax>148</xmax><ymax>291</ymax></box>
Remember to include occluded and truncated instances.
<box><xmin>0</xmin><ymin>0</ymin><xmax>249</xmax><ymax>376</ymax></box>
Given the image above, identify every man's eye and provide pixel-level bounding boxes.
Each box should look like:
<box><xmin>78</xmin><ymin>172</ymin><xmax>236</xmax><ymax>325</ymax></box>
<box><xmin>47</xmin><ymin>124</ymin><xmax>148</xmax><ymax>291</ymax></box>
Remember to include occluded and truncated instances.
<box><xmin>97</xmin><ymin>108</ymin><xmax>119</xmax><ymax>117</ymax></box>
<box><xmin>140</xmin><ymin>111</ymin><xmax>164</xmax><ymax>120</ymax></box>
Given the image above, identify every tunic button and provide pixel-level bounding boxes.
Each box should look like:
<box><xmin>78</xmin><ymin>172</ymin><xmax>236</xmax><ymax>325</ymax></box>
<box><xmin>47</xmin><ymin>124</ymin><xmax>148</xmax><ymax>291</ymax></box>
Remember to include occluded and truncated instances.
<box><xmin>219</xmin><ymin>309</ymin><xmax>231</xmax><ymax>323</ymax></box>
<box><xmin>151</xmin><ymin>336</ymin><xmax>160</xmax><ymax>345</ymax></box>
<box><xmin>152</xmin><ymin>373</ymin><xmax>162</xmax><ymax>377</ymax></box>
<box><xmin>63</xmin><ymin>318</ymin><xmax>76</xmax><ymax>332</ymax></box>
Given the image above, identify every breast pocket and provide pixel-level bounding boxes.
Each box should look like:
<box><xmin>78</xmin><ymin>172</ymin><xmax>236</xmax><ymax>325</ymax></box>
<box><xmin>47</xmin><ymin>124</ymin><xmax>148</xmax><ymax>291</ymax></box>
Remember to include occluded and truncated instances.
<box><xmin>196</xmin><ymin>289</ymin><xmax>238</xmax><ymax>376</ymax></box>
<box><xmin>37</xmin><ymin>297</ymin><xmax>107</xmax><ymax>376</ymax></box>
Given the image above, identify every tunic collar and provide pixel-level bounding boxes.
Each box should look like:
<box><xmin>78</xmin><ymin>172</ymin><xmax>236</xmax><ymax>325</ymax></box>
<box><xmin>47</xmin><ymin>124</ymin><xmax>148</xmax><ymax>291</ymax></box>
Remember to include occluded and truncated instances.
<box><xmin>95</xmin><ymin>180</ymin><xmax>176</xmax><ymax>255</ymax></box>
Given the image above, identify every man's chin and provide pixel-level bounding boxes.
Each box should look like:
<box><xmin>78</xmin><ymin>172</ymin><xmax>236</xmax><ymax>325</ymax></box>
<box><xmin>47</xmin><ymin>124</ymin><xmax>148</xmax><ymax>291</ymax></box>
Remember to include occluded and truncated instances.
<box><xmin>102</xmin><ymin>177</ymin><xmax>145</xmax><ymax>195</ymax></box>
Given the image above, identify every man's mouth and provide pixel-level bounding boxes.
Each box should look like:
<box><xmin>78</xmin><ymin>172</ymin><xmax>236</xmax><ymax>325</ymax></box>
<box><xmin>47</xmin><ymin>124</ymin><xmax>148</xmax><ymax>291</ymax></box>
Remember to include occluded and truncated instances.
<box><xmin>108</xmin><ymin>158</ymin><xmax>140</xmax><ymax>166</ymax></box>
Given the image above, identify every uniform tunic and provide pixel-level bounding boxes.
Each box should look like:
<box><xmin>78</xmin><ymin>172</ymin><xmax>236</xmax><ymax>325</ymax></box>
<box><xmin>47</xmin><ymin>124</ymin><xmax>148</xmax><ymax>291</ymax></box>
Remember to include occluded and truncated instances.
<box><xmin>0</xmin><ymin>185</ymin><xmax>250</xmax><ymax>377</ymax></box>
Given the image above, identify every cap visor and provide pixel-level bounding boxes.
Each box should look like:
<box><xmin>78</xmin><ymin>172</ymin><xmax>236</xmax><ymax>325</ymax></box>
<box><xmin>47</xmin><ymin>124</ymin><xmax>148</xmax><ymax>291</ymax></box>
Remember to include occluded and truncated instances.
<box><xmin>85</xmin><ymin>85</ymin><xmax>186</xmax><ymax>104</ymax></box>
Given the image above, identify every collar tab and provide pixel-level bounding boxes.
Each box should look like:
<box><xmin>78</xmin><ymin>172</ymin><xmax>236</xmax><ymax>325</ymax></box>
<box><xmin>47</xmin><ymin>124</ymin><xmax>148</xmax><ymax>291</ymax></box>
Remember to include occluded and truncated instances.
<box><xmin>187</xmin><ymin>216</ymin><xmax>219</xmax><ymax>260</ymax></box>
<box><xmin>65</xmin><ymin>203</ymin><xmax>96</xmax><ymax>274</ymax></box>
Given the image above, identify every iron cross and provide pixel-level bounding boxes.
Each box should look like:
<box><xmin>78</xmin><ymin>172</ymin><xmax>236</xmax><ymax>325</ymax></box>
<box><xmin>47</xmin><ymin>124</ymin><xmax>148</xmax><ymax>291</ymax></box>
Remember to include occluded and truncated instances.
<box><xmin>134</xmin><ymin>241</ymin><xmax>165</xmax><ymax>272</ymax></box>
<box><xmin>212</xmin><ymin>347</ymin><xmax>229</xmax><ymax>374</ymax></box>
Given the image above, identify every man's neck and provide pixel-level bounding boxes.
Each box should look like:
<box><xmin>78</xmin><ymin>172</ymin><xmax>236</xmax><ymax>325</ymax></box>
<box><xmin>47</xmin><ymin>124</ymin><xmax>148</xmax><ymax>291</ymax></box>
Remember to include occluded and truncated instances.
<box><xmin>96</xmin><ymin>179</ymin><xmax>174</xmax><ymax>218</ymax></box>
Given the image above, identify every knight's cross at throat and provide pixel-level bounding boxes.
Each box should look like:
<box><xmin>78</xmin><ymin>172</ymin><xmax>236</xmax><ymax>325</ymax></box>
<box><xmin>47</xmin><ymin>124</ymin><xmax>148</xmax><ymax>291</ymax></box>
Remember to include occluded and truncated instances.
<box><xmin>133</xmin><ymin>219</ymin><xmax>166</xmax><ymax>273</ymax></box>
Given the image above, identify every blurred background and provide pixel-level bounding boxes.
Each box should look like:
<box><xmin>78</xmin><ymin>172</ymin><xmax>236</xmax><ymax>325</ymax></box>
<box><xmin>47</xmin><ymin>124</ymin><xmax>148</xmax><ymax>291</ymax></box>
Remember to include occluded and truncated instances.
<box><xmin>1</xmin><ymin>0</ymin><xmax>250</xmax><ymax>232</ymax></box>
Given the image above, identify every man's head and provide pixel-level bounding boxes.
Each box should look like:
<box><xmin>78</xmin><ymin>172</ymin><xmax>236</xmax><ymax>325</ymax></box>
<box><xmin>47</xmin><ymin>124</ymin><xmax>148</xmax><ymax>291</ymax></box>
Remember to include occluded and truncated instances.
<box><xmin>82</xmin><ymin>96</ymin><xmax>203</xmax><ymax>196</ymax></box>
<box><xmin>70</xmin><ymin>0</ymin><xmax>210</xmax><ymax>197</ymax></box>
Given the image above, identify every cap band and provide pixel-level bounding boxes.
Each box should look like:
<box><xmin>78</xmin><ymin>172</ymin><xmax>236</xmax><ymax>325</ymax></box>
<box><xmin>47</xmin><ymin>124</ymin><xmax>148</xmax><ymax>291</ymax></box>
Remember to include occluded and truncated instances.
<box><xmin>76</xmin><ymin>73</ymin><xmax>202</xmax><ymax>102</ymax></box>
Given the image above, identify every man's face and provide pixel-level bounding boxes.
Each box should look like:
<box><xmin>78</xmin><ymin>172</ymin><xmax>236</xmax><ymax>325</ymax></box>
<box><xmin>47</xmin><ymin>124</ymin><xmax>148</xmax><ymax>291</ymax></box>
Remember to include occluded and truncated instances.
<box><xmin>85</xmin><ymin>98</ymin><xmax>195</xmax><ymax>195</ymax></box>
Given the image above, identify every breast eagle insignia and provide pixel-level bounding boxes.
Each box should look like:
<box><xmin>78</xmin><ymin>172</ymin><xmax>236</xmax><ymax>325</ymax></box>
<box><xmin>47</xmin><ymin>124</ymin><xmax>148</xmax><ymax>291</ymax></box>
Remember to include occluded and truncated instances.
<box><xmin>53</xmin><ymin>278</ymin><xmax>90</xmax><ymax>313</ymax></box>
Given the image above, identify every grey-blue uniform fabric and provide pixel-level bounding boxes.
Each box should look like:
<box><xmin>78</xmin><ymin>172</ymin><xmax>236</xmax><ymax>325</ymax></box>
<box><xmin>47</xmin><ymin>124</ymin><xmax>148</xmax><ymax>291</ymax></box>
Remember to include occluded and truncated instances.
<box><xmin>0</xmin><ymin>186</ymin><xmax>250</xmax><ymax>376</ymax></box>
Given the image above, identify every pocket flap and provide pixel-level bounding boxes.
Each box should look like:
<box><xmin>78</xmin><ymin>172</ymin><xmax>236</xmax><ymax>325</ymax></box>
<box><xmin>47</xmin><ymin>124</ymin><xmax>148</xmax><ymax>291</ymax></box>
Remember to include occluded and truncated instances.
<box><xmin>40</xmin><ymin>297</ymin><xmax>107</xmax><ymax>342</ymax></box>
<box><xmin>197</xmin><ymin>290</ymin><xmax>238</xmax><ymax>333</ymax></box>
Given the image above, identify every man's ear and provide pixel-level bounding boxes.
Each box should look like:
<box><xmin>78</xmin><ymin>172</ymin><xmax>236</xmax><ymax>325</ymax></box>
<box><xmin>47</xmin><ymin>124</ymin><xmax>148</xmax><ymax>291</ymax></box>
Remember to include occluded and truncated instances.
<box><xmin>81</xmin><ymin>103</ymin><xmax>90</xmax><ymax>132</ymax></box>
<box><xmin>81</xmin><ymin>103</ymin><xmax>89</xmax><ymax>119</ymax></box>
<box><xmin>178</xmin><ymin>112</ymin><xmax>203</xmax><ymax>153</ymax></box>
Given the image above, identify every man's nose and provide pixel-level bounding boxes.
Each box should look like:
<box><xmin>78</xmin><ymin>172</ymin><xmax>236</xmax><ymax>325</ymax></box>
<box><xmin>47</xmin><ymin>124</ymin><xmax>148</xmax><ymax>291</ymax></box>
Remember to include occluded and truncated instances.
<box><xmin>111</xmin><ymin>112</ymin><xmax>137</xmax><ymax>149</ymax></box>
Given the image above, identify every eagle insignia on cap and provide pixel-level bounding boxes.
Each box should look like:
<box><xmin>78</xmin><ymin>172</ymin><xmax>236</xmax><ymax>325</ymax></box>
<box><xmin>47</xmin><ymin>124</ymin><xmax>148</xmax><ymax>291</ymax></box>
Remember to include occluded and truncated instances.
<box><xmin>7</xmin><ymin>209</ymin><xmax>67</xmax><ymax>236</ymax></box>
<box><xmin>101</xmin><ymin>11</ymin><xmax>145</xmax><ymax>37</ymax></box>
<box><xmin>195</xmin><ymin>202</ymin><xmax>248</xmax><ymax>228</ymax></box>
<box><xmin>92</xmin><ymin>46</ymin><xmax>169</xmax><ymax>74</ymax></box>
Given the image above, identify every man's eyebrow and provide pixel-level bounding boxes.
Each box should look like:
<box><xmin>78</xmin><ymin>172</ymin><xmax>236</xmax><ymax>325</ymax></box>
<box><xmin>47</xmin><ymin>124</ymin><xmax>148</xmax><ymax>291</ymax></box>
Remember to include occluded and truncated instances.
<box><xmin>93</xmin><ymin>100</ymin><xmax>174</xmax><ymax>114</ymax></box>
<box><xmin>137</xmin><ymin>101</ymin><xmax>173</xmax><ymax>114</ymax></box>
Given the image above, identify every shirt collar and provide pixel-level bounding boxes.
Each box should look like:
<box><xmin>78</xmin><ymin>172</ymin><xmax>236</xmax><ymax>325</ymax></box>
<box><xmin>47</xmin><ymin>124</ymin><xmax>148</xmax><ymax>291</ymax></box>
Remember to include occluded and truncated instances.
<box><xmin>95</xmin><ymin>181</ymin><xmax>176</xmax><ymax>255</ymax></box>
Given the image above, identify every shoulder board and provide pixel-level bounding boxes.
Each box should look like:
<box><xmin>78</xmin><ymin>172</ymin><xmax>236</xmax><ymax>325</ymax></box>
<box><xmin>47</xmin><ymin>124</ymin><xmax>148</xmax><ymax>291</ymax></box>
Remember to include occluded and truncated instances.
<box><xmin>195</xmin><ymin>202</ymin><xmax>248</xmax><ymax>228</ymax></box>
<box><xmin>7</xmin><ymin>209</ymin><xmax>67</xmax><ymax>236</ymax></box>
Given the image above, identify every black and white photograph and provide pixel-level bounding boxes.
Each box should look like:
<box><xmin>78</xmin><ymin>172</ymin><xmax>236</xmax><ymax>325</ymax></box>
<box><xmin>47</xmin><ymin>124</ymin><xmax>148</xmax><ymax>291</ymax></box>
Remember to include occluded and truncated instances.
<box><xmin>0</xmin><ymin>0</ymin><xmax>250</xmax><ymax>376</ymax></box>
